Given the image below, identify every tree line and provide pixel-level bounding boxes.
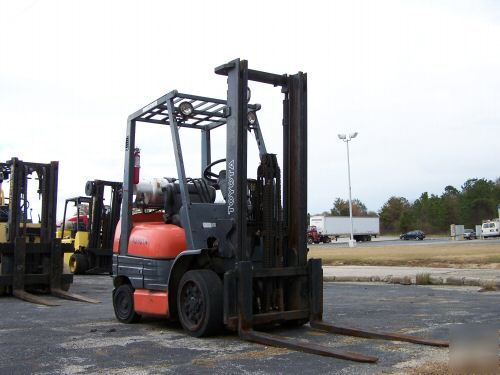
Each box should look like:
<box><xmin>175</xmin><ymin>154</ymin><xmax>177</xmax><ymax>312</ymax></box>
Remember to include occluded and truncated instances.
<box><xmin>312</xmin><ymin>178</ymin><xmax>500</xmax><ymax>234</ymax></box>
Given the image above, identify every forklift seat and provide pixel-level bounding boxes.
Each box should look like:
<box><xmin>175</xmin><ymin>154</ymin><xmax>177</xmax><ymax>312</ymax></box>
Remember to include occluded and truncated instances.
<box><xmin>163</xmin><ymin>179</ymin><xmax>216</xmax><ymax>224</ymax></box>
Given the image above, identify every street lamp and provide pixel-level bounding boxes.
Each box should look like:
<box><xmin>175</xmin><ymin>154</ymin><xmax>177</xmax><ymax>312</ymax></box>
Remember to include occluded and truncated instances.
<box><xmin>338</xmin><ymin>132</ymin><xmax>358</xmax><ymax>248</ymax></box>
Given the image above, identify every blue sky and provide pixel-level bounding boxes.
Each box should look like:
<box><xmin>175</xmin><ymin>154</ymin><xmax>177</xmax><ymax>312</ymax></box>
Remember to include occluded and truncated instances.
<box><xmin>1</xmin><ymin>0</ymin><xmax>499</xmax><ymax>219</ymax></box>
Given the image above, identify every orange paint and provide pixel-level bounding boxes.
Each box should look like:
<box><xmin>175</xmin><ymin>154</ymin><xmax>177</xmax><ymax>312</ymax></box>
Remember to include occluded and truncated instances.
<box><xmin>113</xmin><ymin>213</ymin><xmax>187</xmax><ymax>258</ymax></box>
<box><xmin>134</xmin><ymin>289</ymin><xmax>169</xmax><ymax>317</ymax></box>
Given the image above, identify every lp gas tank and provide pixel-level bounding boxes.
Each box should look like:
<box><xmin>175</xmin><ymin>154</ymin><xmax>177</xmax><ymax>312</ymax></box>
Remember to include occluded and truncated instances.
<box><xmin>113</xmin><ymin>214</ymin><xmax>187</xmax><ymax>258</ymax></box>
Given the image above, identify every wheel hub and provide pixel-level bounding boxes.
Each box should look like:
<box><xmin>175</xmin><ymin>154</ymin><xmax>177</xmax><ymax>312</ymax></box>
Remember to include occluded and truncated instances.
<box><xmin>181</xmin><ymin>282</ymin><xmax>204</xmax><ymax>327</ymax></box>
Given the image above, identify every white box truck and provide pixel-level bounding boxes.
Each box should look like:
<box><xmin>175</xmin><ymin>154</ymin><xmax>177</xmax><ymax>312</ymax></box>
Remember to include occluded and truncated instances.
<box><xmin>309</xmin><ymin>215</ymin><xmax>380</xmax><ymax>242</ymax></box>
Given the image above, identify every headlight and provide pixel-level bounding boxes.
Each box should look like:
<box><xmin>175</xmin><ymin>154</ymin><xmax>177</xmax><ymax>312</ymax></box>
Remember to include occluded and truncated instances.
<box><xmin>179</xmin><ymin>101</ymin><xmax>194</xmax><ymax>116</ymax></box>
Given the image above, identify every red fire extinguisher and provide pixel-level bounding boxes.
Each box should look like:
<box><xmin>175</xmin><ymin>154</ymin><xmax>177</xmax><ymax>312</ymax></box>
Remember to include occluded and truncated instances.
<box><xmin>133</xmin><ymin>148</ymin><xmax>140</xmax><ymax>184</ymax></box>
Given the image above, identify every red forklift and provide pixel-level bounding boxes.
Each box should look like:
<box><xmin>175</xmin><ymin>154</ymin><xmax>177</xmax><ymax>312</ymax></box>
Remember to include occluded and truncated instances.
<box><xmin>111</xmin><ymin>59</ymin><xmax>447</xmax><ymax>362</ymax></box>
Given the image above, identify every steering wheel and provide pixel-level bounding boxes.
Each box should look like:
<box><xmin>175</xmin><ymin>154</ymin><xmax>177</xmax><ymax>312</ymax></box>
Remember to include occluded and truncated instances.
<box><xmin>203</xmin><ymin>158</ymin><xmax>226</xmax><ymax>183</ymax></box>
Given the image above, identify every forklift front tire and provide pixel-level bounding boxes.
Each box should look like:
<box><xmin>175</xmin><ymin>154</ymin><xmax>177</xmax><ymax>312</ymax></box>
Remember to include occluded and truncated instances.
<box><xmin>113</xmin><ymin>284</ymin><xmax>141</xmax><ymax>324</ymax></box>
<box><xmin>177</xmin><ymin>270</ymin><xmax>223</xmax><ymax>337</ymax></box>
<box><xmin>69</xmin><ymin>253</ymin><xmax>89</xmax><ymax>274</ymax></box>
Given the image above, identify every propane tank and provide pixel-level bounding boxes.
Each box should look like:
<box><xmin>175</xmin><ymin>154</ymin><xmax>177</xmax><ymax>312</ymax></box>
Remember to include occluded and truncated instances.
<box><xmin>134</xmin><ymin>178</ymin><xmax>170</xmax><ymax>208</ymax></box>
<box><xmin>133</xmin><ymin>148</ymin><xmax>141</xmax><ymax>185</ymax></box>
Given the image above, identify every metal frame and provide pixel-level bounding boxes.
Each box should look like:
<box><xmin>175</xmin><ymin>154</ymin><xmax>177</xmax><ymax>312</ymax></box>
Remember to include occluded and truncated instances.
<box><xmin>115</xmin><ymin>59</ymin><xmax>448</xmax><ymax>362</ymax></box>
<box><xmin>0</xmin><ymin>158</ymin><xmax>98</xmax><ymax>305</ymax></box>
<box><xmin>119</xmin><ymin>89</ymin><xmax>265</xmax><ymax>254</ymax></box>
<box><xmin>61</xmin><ymin>196</ymin><xmax>93</xmax><ymax>236</ymax></box>
<box><xmin>86</xmin><ymin>180</ymin><xmax>122</xmax><ymax>254</ymax></box>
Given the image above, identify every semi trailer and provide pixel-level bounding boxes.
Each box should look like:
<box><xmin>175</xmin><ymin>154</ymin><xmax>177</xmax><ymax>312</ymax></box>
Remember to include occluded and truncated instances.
<box><xmin>309</xmin><ymin>215</ymin><xmax>379</xmax><ymax>242</ymax></box>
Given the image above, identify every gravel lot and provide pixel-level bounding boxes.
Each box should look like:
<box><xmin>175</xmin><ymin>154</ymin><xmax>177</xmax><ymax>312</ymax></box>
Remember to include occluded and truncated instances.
<box><xmin>1</xmin><ymin>276</ymin><xmax>499</xmax><ymax>374</ymax></box>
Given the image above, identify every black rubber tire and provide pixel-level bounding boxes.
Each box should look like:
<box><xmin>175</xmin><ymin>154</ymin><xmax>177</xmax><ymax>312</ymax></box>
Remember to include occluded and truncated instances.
<box><xmin>177</xmin><ymin>269</ymin><xmax>223</xmax><ymax>337</ymax></box>
<box><xmin>113</xmin><ymin>284</ymin><xmax>141</xmax><ymax>323</ymax></box>
<box><xmin>69</xmin><ymin>253</ymin><xmax>89</xmax><ymax>274</ymax></box>
<box><xmin>85</xmin><ymin>180</ymin><xmax>96</xmax><ymax>196</ymax></box>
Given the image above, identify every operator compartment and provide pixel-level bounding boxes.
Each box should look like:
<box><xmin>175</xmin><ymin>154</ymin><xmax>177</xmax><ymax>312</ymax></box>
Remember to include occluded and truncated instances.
<box><xmin>113</xmin><ymin>177</ymin><xmax>216</xmax><ymax>259</ymax></box>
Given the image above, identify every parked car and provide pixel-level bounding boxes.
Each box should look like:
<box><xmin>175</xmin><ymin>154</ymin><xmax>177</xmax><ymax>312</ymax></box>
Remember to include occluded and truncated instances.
<box><xmin>400</xmin><ymin>230</ymin><xmax>425</xmax><ymax>240</ymax></box>
<box><xmin>464</xmin><ymin>229</ymin><xmax>476</xmax><ymax>240</ymax></box>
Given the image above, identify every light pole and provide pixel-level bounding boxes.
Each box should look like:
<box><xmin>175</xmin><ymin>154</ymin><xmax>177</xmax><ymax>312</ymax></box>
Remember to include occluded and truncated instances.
<box><xmin>338</xmin><ymin>132</ymin><xmax>358</xmax><ymax>248</ymax></box>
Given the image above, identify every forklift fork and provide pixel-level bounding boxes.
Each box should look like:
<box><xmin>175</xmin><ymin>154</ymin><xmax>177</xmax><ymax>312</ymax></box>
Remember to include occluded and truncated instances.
<box><xmin>50</xmin><ymin>288</ymin><xmax>100</xmax><ymax>304</ymax></box>
<box><xmin>238</xmin><ymin>321</ymin><xmax>448</xmax><ymax>363</ymax></box>
<box><xmin>12</xmin><ymin>288</ymin><xmax>99</xmax><ymax>306</ymax></box>
<box><xmin>235</xmin><ymin>259</ymin><xmax>447</xmax><ymax>363</ymax></box>
<box><xmin>12</xmin><ymin>289</ymin><xmax>60</xmax><ymax>306</ymax></box>
<box><xmin>310</xmin><ymin>320</ymin><xmax>449</xmax><ymax>347</ymax></box>
<box><xmin>240</xmin><ymin>329</ymin><xmax>378</xmax><ymax>363</ymax></box>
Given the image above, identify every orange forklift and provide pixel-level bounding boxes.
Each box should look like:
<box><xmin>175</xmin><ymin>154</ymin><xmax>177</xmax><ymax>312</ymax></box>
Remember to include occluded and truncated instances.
<box><xmin>111</xmin><ymin>59</ymin><xmax>447</xmax><ymax>362</ymax></box>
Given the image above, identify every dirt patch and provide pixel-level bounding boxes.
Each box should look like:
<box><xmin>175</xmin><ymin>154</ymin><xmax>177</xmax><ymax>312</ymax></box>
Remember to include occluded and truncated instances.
<box><xmin>191</xmin><ymin>346</ymin><xmax>290</xmax><ymax>368</ymax></box>
<box><xmin>404</xmin><ymin>361</ymin><xmax>448</xmax><ymax>375</ymax></box>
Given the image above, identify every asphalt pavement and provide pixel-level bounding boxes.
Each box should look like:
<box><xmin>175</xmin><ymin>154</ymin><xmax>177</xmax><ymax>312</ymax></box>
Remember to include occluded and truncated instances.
<box><xmin>1</xmin><ymin>276</ymin><xmax>499</xmax><ymax>374</ymax></box>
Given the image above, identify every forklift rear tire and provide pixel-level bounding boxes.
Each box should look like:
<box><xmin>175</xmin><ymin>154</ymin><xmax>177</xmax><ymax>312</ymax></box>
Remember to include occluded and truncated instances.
<box><xmin>69</xmin><ymin>253</ymin><xmax>89</xmax><ymax>274</ymax></box>
<box><xmin>177</xmin><ymin>270</ymin><xmax>223</xmax><ymax>337</ymax></box>
<box><xmin>113</xmin><ymin>284</ymin><xmax>142</xmax><ymax>324</ymax></box>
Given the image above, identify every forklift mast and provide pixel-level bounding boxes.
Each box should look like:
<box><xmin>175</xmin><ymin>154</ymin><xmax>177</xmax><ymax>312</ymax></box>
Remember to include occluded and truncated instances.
<box><xmin>85</xmin><ymin>180</ymin><xmax>122</xmax><ymax>250</ymax></box>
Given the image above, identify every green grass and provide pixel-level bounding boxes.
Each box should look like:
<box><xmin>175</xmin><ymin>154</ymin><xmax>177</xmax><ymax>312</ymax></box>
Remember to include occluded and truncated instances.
<box><xmin>415</xmin><ymin>273</ymin><xmax>432</xmax><ymax>285</ymax></box>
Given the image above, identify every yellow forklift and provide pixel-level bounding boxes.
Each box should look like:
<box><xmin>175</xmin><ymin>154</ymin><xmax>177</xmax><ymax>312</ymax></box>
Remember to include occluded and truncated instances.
<box><xmin>59</xmin><ymin>180</ymin><xmax>122</xmax><ymax>274</ymax></box>
<box><xmin>0</xmin><ymin>158</ymin><xmax>97</xmax><ymax>305</ymax></box>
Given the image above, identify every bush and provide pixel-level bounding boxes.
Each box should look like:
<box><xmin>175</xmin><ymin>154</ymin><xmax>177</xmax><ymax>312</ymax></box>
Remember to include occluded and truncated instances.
<box><xmin>416</xmin><ymin>273</ymin><xmax>431</xmax><ymax>285</ymax></box>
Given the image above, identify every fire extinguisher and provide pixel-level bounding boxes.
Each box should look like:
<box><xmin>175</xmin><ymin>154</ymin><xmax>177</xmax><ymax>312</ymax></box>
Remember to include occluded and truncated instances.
<box><xmin>133</xmin><ymin>148</ymin><xmax>140</xmax><ymax>184</ymax></box>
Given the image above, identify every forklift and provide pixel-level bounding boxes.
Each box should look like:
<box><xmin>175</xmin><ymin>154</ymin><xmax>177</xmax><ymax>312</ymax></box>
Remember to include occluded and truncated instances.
<box><xmin>59</xmin><ymin>180</ymin><xmax>122</xmax><ymax>274</ymax></box>
<box><xmin>0</xmin><ymin>158</ymin><xmax>98</xmax><ymax>305</ymax></box>
<box><xmin>112</xmin><ymin>59</ymin><xmax>447</xmax><ymax>362</ymax></box>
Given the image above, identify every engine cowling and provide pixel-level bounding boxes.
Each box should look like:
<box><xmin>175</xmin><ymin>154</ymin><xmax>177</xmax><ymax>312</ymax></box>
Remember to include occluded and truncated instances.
<box><xmin>113</xmin><ymin>213</ymin><xmax>186</xmax><ymax>258</ymax></box>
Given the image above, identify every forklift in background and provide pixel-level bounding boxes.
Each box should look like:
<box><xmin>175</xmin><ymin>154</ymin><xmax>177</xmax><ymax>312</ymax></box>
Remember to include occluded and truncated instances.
<box><xmin>59</xmin><ymin>180</ymin><xmax>122</xmax><ymax>274</ymax></box>
<box><xmin>112</xmin><ymin>59</ymin><xmax>447</xmax><ymax>362</ymax></box>
<box><xmin>0</xmin><ymin>158</ymin><xmax>98</xmax><ymax>305</ymax></box>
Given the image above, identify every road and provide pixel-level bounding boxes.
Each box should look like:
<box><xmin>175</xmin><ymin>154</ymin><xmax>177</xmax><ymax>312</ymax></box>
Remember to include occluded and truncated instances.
<box><xmin>1</xmin><ymin>276</ymin><xmax>499</xmax><ymax>374</ymax></box>
<box><xmin>311</xmin><ymin>236</ymin><xmax>500</xmax><ymax>248</ymax></box>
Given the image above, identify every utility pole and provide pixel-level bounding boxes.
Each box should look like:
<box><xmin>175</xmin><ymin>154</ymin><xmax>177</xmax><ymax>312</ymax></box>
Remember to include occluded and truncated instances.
<box><xmin>338</xmin><ymin>132</ymin><xmax>358</xmax><ymax>248</ymax></box>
